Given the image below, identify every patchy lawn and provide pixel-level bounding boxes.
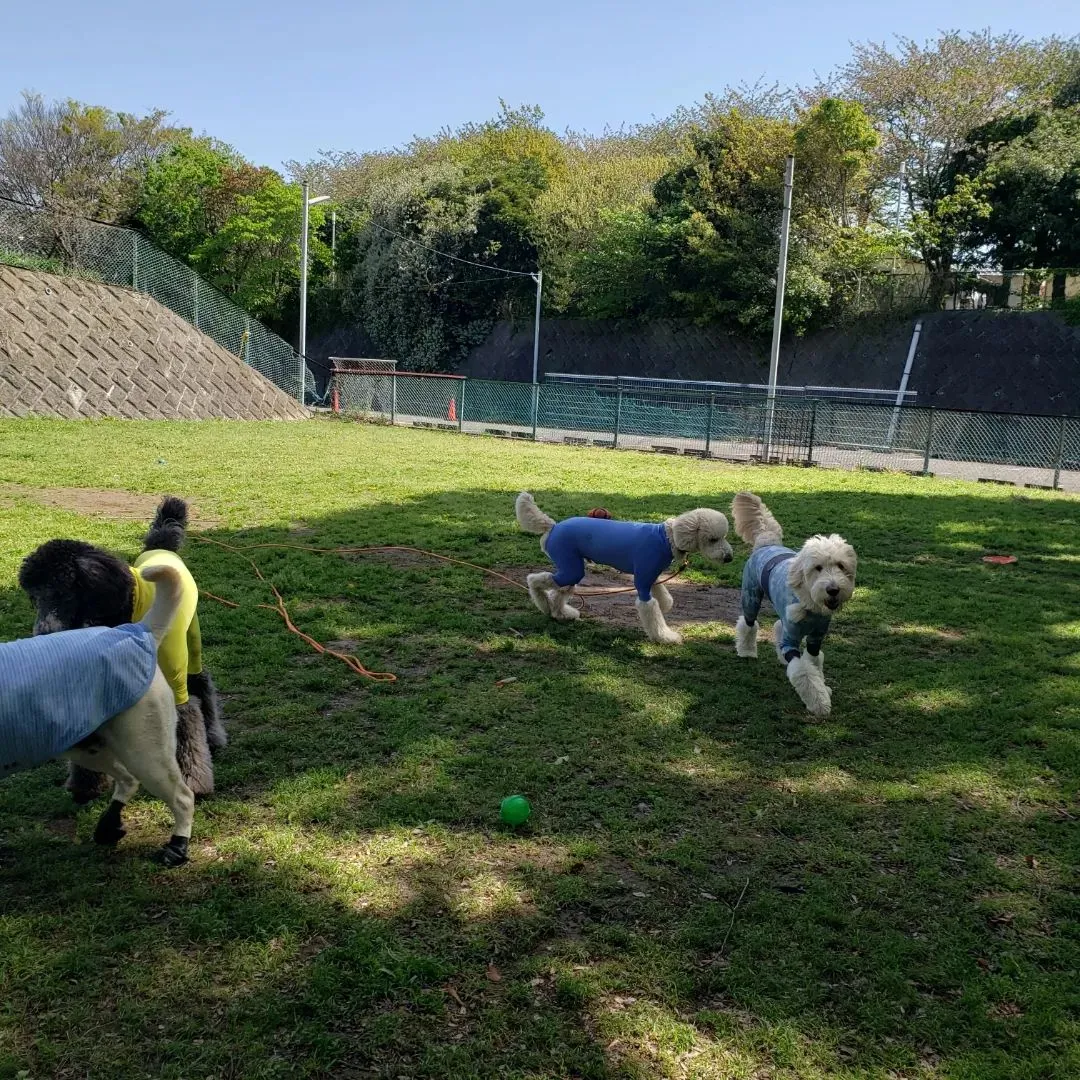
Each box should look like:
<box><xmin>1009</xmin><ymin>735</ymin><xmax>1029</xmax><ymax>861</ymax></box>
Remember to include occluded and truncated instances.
<box><xmin>0</xmin><ymin>417</ymin><xmax>1078</xmax><ymax>1080</ymax></box>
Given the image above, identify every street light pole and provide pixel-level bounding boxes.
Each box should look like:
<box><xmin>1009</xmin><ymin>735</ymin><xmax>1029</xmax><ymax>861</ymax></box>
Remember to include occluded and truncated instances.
<box><xmin>299</xmin><ymin>181</ymin><xmax>331</xmax><ymax>405</ymax></box>
<box><xmin>891</xmin><ymin>160</ymin><xmax>906</xmax><ymax>273</ymax></box>
<box><xmin>764</xmin><ymin>155</ymin><xmax>795</xmax><ymax>460</ymax></box>
<box><xmin>531</xmin><ymin>269</ymin><xmax>543</xmax><ymax>385</ymax></box>
<box><xmin>530</xmin><ymin>269</ymin><xmax>543</xmax><ymax>437</ymax></box>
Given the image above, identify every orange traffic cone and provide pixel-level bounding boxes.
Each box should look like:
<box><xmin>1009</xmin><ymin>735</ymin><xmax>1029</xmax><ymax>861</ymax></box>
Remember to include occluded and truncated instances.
<box><xmin>448</xmin><ymin>397</ymin><xmax>457</xmax><ymax>422</ymax></box>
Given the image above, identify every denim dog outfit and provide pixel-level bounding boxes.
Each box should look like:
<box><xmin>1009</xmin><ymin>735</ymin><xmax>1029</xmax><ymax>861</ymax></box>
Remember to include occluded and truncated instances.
<box><xmin>0</xmin><ymin>623</ymin><xmax>157</xmax><ymax>778</ymax></box>
<box><xmin>545</xmin><ymin>518</ymin><xmax>674</xmax><ymax>601</ymax></box>
<box><xmin>741</xmin><ymin>545</ymin><xmax>832</xmax><ymax>661</ymax></box>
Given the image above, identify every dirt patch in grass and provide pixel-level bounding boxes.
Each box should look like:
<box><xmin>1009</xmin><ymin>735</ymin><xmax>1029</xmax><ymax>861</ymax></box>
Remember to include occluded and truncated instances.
<box><xmin>44</xmin><ymin>819</ymin><xmax>77</xmax><ymax>841</ymax></box>
<box><xmin>486</xmin><ymin>565</ymin><xmax>757</xmax><ymax>633</ymax></box>
<box><xmin>342</xmin><ymin>548</ymin><xmax>439</xmax><ymax>571</ymax></box>
<box><xmin>0</xmin><ymin>483</ymin><xmax>219</xmax><ymax>526</ymax></box>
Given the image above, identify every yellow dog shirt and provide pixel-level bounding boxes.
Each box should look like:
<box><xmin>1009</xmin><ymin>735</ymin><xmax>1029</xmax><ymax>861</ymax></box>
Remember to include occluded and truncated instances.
<box><xmin>130</xmin><ymin>549</ymin><xmax>203</xmax><ymax>705</ymax></box>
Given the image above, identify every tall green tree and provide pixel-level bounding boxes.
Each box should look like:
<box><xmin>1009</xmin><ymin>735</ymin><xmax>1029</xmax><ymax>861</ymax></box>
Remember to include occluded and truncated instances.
<box><xmin>336</xmin><ymin>107</ymin><xmax>556</xmax><ymax>369</ymax></box>
<box><xmin>949</xmin><ymin>106</ymin><xmax>1080</xmax><ymax>274</ymax></box>
<box><xmin>573</xmin><ymin>101</ymin><xmax>886</xmax><ymax>336</ymax></box>
<box><xmin>837</xmin><ymin>31</ymin><xmax>1079</xmax><ymax>296</ymax></box>
<box><xmin>794</xmin><ymin>98</ymin><xmax>878</xmax><ymax>226</ymax></box>
<box><xmin>138</xmin><ymin>138</ymin><xmax>326</xmax><ymax>327</ymax></box>
<box><xmin>0</xmin><ymin>91</ymin><xmax>179</xmax><ymax>221</ymax></box>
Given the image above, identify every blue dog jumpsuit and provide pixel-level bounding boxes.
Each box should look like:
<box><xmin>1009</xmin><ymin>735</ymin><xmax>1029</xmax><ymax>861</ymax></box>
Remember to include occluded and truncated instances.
<box><xmin>0</xmin><ymin>623</ymin><xmax>157</xmax><ymax>778</ymax></box>
<box><xmin>544</xmin><ymin>518</ymin><xmax>674</xmax><ymax>601</ymax></box>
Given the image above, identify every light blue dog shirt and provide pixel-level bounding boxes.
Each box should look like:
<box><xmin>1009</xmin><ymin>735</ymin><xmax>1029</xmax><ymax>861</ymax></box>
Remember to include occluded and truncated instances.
<box><xmin>741</xmin><ymin>545</ymin><xmax>832</xmax><ymax>659</ymax></box>
<box><xmin>0</xmin><ymin>623</ymin><xmax>157</xmax><ymax>778</ymax></box>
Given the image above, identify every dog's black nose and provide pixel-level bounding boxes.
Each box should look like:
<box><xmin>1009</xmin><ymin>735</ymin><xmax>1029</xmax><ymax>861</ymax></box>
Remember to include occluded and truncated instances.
<box><xmin>826</xmin><ymin>585</ymin><xmax>840</xmax><ymax>597</ymax></box>
<box><xmin>723</xmin><ymin>552</ymin><xmax>733</xmax><ymax>563</ymax></box>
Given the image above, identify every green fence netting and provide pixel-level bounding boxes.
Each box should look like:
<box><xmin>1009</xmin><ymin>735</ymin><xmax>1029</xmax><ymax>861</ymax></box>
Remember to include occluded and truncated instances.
<box><xmin>0</xmin><ymin>198</ymin><xmax>303</xmax><ymax>400</ymax></box>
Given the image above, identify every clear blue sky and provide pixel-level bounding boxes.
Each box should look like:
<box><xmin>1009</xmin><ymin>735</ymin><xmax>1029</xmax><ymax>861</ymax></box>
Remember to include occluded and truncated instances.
<box><xmin>3</xmin><ymin>0</ymin><xmax>1075</xmax><ymax>171</ymax></box>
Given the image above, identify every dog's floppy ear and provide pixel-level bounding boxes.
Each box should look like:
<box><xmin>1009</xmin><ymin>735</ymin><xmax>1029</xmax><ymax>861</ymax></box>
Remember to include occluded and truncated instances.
<box><xmin>669</xmin><ymin>510</ymin><xmax>701</xmax><ymax>553</ymax></box>
<box><xmin>787</xmin><ymin>548</ymin><xmax>808</xmax><ymax>592</ymax></box>
<box><xmin>75</xmin><ymin>548</ymin><xmax>129</xmax><ymax>590</ymax></box>
<box><xmin>835</xmin><ymin>537</ymin><xmax>858</xmax><ymax>580</ymax></box>
<box><xmin>73</xmin><ymin>549</ymin><xmax>137</xmax><ymax>623</ymax></box>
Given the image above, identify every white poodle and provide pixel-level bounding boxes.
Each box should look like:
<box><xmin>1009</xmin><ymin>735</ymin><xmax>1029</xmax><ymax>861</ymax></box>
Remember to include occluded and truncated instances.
<box><xmin>0</xmin><ymin>563</ymin><xmax>197</xmax><ymax>866</ymax></box>
<box><xmin>730</xmin><ymin>491</ymin><xmax>857</xmax><ymax>716</ymax></box>
<box><xmin>515</xmin><ymin>492</ymin><xmax>733</xmax><ymax>644</ymax></box>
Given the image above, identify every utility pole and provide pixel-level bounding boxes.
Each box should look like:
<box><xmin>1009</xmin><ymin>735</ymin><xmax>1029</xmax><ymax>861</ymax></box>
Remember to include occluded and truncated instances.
<box><xmin>764</xmin><ymin>155</ymin><xmax>795</xmax><ymax>459</ymax></box>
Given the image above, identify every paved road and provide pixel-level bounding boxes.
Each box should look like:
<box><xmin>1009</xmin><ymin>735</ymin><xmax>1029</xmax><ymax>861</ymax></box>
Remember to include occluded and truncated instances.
<box><xmin>386</xmin><ymin>412</ymin><xmax>1079</xmax><ymax>493</ymax></box>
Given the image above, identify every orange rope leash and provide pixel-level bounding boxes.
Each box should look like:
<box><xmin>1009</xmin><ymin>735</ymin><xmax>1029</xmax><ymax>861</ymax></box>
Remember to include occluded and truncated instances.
<box><xmin>193</xmin><ymin>537</ymin><xmax>397</xmax><ymax>682</ymax></box>
<box><xmin>194</xmin><ymin>538</ymin><xmax>685</xmax><ymax>596</ymax></box>
<box><xmin>191</xmin><ymin>537</ymin><xmax>688</xmax><ymax>682</ymax></box>
<box><xmin>201</xmin><ymin>590</ymin><xmax>239</xmax><ymax>609</ymax></box>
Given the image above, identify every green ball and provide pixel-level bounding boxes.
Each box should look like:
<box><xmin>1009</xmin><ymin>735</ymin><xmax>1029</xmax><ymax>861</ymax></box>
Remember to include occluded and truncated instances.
<box><xmin>500</xmin><ymin>794</ymin><xmax>532</xmax><ymax>826</ymax></box>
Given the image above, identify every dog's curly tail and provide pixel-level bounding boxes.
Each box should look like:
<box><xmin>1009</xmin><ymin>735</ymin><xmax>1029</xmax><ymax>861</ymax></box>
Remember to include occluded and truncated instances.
<box><xmin>137</xmin><ymin>563</ymin><xmax>185</xmax><ymax>645</ymax></box>
<box><xmin>144</xmin><ymin>496</ymin><xmax>188</xmax><ymax>553</ymax></box>
<box><xmin>515</xmin><ymin>492</ymin><xmax>556</xmax><ymax>535</ymax></box>
<box><xmin>731</xmin><ymin>491</ymin><xmax>783</xmax><ymax>548</ymax></box>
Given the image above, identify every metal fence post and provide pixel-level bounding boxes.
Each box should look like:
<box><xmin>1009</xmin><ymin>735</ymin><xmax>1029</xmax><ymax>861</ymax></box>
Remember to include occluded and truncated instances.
<box><xmin>704</xmin><ymin>394</ymin><xmax>714</xmax><ymax>456</ymax></box>
<box><xmin>613</xmin><ymin>388</ymin><xmax>623</xmax><ymax>448</ymax></box>
<box><xmin>921</xmin><ymin>408</ymin><xmax>936</xmax><ymax>474</ymax></box>
<box><xmin>390</xmin><ymin>375</ymin><xmax>397</xmax><ymax>426</ymax></box>
<box><xmin>458</xmin><ymin>379</ymin><xmax>466</xmax><ymax>433</ymax></box>
<box><xmin>531</xmin><ymin>383</ymin><xmax>539</xmax><ymax>441</ymax></box>
<box><xmin>132</xmin><ymin>232</ymin><xmax>139</xmax><ymax>291</ymax></box>
<box><xmin>1053</xmin><ymin>415</ymin><xmax>1067</xmax><ymax>490</ymax></box>
<box><xmin>806</xmin><ymin>400</ymin><xmax>817</xmax><ymax>466</ymax></box>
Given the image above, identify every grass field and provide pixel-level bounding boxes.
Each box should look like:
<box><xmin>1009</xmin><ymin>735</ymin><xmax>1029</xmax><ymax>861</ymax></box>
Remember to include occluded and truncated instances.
<box><xmin>1</xmin><ymin>417</ymin><xmax>1078</xmax><ymax>1080</ymax></box>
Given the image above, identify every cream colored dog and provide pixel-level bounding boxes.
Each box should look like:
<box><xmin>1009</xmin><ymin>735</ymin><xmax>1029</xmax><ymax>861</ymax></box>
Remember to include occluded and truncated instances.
<box><xmin>515</xmin><ymin>492</ymin><xmax>733</xmax><ymax>644</ymax></box>
<box><xmin>731</xmin><ymin>492</ymin><xmax>857</xmax><ymax>716</ymax></box>
<box><xmin>1</xmin><ymin>564</ymin><xmax>196</xmax><ymax>866</ymax></box>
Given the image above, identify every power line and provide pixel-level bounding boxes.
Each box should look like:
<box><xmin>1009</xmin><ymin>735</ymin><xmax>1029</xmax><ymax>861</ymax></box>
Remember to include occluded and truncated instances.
<box><xmin>354</xmin><ymin>276</ymin><xmax>522</xmax><ymax>298</ymax></box>
<box><xmin>366</xmin><ymin>220</ymin><xmax>536</xmax><ymax>278</ymax></box>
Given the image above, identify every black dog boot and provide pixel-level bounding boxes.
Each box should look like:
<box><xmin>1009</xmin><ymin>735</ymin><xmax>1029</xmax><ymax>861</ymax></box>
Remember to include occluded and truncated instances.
<box><xmin>157</xmin><ymin>836</ymin><xmax>189</xmax><ymax>868</ymax></box>
<box><xmin>92</xmin><ymin>800</ymin><xmax>127</xmax><ymax>846</ymax></box>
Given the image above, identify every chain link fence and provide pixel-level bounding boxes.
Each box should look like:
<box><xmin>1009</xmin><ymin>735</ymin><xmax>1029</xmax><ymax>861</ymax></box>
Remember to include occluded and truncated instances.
<box><xmin>0</xmin><ymin>198</ymin><xmax>304</xmax><ymax>400</ymax></box>
<box><xmin>331</xmin><ymin>371</ymin><xmax>1080</xmax><ymax>491</ymax></box>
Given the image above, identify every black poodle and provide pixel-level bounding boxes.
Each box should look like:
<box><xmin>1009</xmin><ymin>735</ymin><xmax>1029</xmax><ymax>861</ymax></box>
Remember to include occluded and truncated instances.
<box><xmin>18</xmin><ymin>497</ymin><xmax>225</xmax><ymax>802</ymax></box>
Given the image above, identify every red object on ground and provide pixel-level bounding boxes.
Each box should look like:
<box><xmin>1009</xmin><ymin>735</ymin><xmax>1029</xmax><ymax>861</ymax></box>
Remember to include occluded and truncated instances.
<box><xmin>587</xmin><ymin>508</ymin><xmax>612</xmax><ymax>519</ymax></box>
<box><xmin>983</xmin><ymin>554</ymin><xmax>1017</xmax><ymax>565</ymax></box>
<box><xmin>447</xmin><ymin>397</ymin><xmax>457</xmax><ymax>422</ymax></box>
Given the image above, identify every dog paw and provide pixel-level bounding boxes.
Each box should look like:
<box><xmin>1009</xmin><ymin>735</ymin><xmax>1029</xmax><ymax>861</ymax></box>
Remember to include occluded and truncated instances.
<box><xmin>654</xmin><ymin>629</ymin><xmax>683</xmax><ymax>645</ymax></box>
<box><xmin>93</xmin><ymin>799</ymin><xmax>126</xmax><ymax>845</ymax></box>
<box><xmin>805</xmin><ymin>686</ymin><xmax>832</xmax><ymax>717</ymax></box>
<box><xmin>553</xmin><ymin>606</ymin><xmax>580</xmax><ymax>622</ymax></box>
<box><xmin>93</xmin><ymin>823</ymin><xmax>126</xmax><ymax>846</ymax></box>
<box><xmin>156</xmin><ymin>836</ymin><xmax>190</xmax><ymax>868</ymax></box>
<box><xmin>734</xmin><ymin>616</ymin><xmax>758</xmax><ymax>657</ymax></box>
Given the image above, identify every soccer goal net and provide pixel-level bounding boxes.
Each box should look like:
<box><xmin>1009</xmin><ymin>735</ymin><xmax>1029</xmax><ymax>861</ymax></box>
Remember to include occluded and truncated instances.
<box><xmin>329</xmin><ymin>358</ymin><xmax>398</xmax><ymax>415</ymax></box>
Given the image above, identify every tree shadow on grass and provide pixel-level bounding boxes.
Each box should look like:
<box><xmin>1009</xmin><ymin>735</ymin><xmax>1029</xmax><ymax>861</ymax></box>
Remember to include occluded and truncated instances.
<box><xmin>1</xmin><ymin>482</ymin><xmax>1079</xmax><ymax>1079</ymax></box>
